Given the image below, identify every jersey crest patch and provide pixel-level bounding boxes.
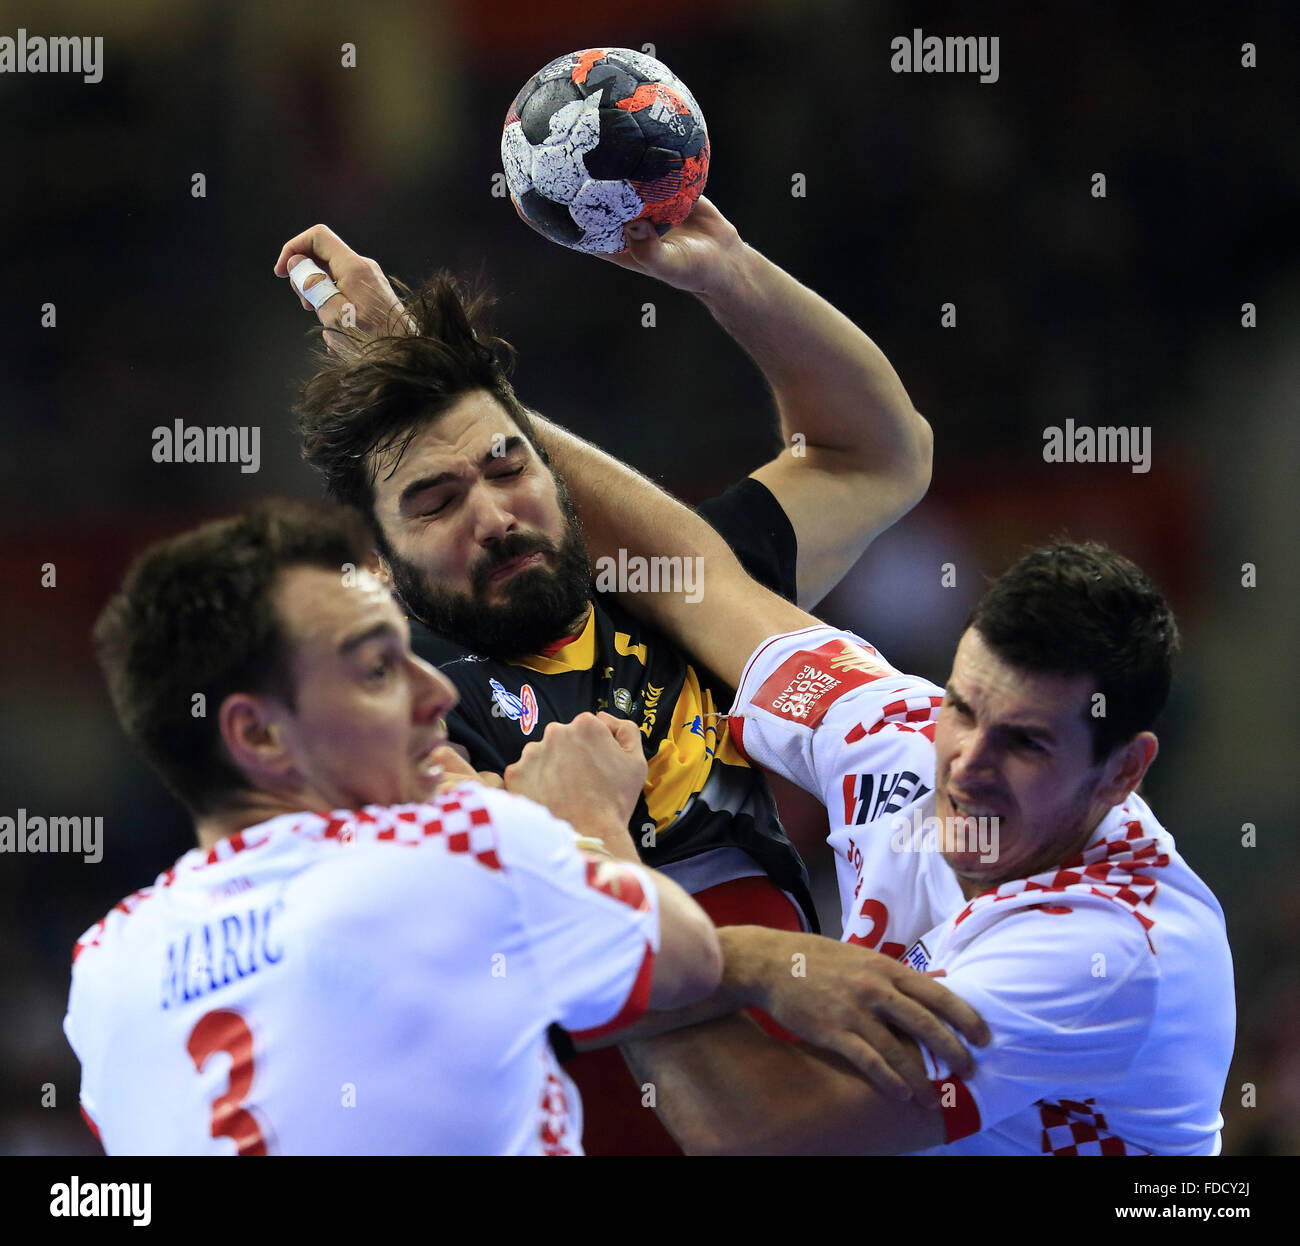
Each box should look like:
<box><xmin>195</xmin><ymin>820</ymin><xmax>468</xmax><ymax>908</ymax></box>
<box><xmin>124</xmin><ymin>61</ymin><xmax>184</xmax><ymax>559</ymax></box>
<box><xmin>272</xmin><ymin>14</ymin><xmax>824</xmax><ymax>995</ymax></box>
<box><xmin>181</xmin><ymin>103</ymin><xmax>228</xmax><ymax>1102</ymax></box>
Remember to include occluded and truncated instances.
<box><xmin>489</xmin><ymin>678</ymin><xmax>538</xmax><ymax>735</ymax></box>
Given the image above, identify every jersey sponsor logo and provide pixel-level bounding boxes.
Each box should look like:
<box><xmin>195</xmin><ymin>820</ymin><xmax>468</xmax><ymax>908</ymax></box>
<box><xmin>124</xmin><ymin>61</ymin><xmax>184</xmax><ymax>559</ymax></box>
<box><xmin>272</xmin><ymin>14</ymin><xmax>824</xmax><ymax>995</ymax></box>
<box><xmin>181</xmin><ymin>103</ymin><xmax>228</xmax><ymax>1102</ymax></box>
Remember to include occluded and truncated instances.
<box><xmin>753</xmin><ymin>641</ymin><xmax>890</xmax><ymax>727</ymax></box>
<box><xmin>639</xmin><ymin>682</ymin><xmax>665</xmax><ymax>737</ymax></box>
<box><xmin>489</xmin><ymin>678</ymin><xmax>538</xmax><ymax>735</ymax></box>
<box><xmin>841</xmin><ymin>770</ymin><xmax>933</xmax><ymax>824</ymax></box>
<box><xmin>161</xmin><ymin>901</ymin><xmax>284</xmax><ymax>1010</ymax></box>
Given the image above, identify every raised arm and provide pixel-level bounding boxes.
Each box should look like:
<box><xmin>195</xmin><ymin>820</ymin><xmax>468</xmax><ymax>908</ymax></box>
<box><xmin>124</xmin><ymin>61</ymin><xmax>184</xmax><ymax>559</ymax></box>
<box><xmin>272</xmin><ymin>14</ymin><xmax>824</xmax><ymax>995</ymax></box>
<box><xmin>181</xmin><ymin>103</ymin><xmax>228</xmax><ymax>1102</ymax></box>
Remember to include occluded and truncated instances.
<box><xmin>275</xmin><ymin>204</ymin><xmax>932</xmax><ymax>611</ymax></box>
<box><xmin>605</xmin><ymin>199</ymin><xmax>933</xmax><ymax>608</ymax></box>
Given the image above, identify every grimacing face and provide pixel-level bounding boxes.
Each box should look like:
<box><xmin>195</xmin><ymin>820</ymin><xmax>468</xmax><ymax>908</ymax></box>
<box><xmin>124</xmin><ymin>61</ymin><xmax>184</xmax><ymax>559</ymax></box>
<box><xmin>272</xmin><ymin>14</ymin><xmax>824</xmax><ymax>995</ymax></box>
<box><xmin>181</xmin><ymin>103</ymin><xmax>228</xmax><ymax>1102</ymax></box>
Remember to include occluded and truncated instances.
<box><xmin>369</xmin><ymin>390</ymin><xmax>591</xmax><ymax>657</ymax></box>
<box><xmin>932</xmin><ymin>627</ymin><xmax>1156</xmax><ymax>896</ymax></box>
<box><xmin>247</xmin><ymin>565</ymin><xmax>459</xmax><ymax>810</ymax></box>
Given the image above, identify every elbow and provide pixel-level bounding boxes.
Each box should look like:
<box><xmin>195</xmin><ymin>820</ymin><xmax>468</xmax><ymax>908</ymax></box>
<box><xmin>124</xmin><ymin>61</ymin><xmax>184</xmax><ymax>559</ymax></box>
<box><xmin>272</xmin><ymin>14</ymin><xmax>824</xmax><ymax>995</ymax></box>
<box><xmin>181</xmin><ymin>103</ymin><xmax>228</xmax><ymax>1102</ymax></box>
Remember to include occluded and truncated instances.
<box><xmin>649</xmin><ymin>902</ymin><xmax>724</xmax><ymax>1013</ymax></box>
<box><xmin>842</xmin><ymin>405</ymin><xmax>933</xmax><ymax>510</ymax></box>
<box><xmin>686</xmin><ymin>913</ymin><xmax>725</xmax><ymax>1006</ymax></box>
<box><xmin>903</xmin><ymin>407</ymin><xmax>934</xmax><ymax>505</ymax></box>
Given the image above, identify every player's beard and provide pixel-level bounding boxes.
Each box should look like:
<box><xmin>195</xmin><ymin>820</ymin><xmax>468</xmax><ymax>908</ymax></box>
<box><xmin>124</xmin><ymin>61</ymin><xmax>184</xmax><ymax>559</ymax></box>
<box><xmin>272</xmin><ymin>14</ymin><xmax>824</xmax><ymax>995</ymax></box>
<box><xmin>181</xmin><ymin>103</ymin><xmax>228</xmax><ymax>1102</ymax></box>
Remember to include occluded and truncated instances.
<box><xmin>383</xmin><ymin>474</ymin><xmax>593</xmax><ymax>659</ymax></box>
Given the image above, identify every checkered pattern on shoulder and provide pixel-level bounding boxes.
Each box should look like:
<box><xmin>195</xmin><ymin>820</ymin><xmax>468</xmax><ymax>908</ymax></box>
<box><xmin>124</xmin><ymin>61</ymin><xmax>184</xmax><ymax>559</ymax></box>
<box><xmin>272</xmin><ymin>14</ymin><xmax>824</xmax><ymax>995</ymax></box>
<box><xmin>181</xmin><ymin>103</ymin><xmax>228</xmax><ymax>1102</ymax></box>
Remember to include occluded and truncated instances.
<box><xmin>312</xmin><ymin>785</ymin><xmax>503</xmax><ymax>871</ymax></box>
<box><xmin>844</xmin><ymin>693</ymin><xmax>944</xmax><ymax>744</ymax></box>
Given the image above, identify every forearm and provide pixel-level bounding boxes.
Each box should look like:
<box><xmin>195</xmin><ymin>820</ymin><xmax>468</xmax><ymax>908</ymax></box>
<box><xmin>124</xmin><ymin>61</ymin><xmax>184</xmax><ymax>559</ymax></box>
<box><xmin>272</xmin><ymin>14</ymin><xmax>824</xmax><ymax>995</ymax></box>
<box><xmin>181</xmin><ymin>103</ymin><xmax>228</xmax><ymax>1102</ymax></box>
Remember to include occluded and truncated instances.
<box><xmin>532</xmin><ymin>415</ymin><xmax>665</xmax><ymax>565</ymax></box>
<box><xmin>620</xmin><ymin>1014</ymin><xmax>860</xmax><ymax>1155</ymax></box>
<box><xmin>572</xmin><ymin>924</ymin><xmax>770</xmax><ymax>1052</ymax></box>
<box><xmin>622</xmin><ymin>1011</ymin><xmax>942</xmax><ymax>1156</ymax></box>
<box><xmin>701</xmin><ymin>244</ymin><xmax>927</xmax><ymax>472</ymax></box>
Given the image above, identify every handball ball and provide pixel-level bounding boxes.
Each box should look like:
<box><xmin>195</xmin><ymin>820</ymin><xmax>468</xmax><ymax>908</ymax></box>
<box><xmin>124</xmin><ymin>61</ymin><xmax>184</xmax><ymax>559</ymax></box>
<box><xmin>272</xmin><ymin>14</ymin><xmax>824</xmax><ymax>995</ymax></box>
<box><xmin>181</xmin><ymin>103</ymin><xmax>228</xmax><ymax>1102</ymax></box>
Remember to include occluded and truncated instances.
<box><xmin>501</xmin><ymin>48</ymin><xmax>709</xmax><ymax>255</ymax></box>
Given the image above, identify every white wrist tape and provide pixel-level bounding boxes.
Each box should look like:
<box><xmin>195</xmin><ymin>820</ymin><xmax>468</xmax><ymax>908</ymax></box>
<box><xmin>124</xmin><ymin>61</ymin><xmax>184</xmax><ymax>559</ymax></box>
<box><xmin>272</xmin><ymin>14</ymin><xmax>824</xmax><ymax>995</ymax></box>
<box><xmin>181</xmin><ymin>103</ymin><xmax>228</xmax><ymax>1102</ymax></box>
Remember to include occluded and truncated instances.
<box><xmin>289</xmin><ymin>258</ymin><xmax>342</xmax><ymax>310</ymax></box>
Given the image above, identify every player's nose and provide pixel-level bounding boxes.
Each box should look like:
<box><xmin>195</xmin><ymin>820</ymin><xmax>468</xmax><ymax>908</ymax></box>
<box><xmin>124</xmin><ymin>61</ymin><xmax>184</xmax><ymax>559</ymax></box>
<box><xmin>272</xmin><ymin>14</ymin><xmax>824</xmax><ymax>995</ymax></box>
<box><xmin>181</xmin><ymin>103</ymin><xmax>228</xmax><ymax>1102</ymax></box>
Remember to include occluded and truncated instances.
<box><xmin>410</xmin><ymin>655</ymin><xmax>458</xmax><ymax>724</ymax></box>
<box><xmin>469</xmin><ymin>484</ymin><xmax>517</xmax><ymax>546</ymax></box>
<box><xmin>949</xmin><ymin>727</ymin><xmax>999</xmax><ymax>781</ymax></box>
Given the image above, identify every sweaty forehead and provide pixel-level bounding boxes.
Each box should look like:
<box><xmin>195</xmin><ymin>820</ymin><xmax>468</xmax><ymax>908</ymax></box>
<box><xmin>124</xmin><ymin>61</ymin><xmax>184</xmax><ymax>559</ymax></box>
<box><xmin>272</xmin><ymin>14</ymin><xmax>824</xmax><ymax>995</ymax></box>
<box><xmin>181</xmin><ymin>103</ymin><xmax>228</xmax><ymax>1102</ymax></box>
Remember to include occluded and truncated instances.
<box><xmin>274</xmin><ymin>565</ymin><xmax>401</xmax><ymax>654</ymax></box>
<box><xmin>951</xmin><ymin>627</ymin><xmax>1095</xmax><ymax>724</ymax></box>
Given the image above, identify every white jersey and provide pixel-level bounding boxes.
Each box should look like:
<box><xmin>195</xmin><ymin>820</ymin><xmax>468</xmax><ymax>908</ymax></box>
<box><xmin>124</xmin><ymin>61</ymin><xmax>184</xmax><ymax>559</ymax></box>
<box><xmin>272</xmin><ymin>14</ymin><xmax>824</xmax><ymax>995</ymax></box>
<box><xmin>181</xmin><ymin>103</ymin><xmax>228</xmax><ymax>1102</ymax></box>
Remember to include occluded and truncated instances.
<box><xmin>64</xmin><ymin>784</ymin><xmax>659</xmax><ymax>1156</ymax></box>
<box><xmin>729</xmin><ymin>625</ymin><xmax>1236</xmax><ymax>1156</ymax></box>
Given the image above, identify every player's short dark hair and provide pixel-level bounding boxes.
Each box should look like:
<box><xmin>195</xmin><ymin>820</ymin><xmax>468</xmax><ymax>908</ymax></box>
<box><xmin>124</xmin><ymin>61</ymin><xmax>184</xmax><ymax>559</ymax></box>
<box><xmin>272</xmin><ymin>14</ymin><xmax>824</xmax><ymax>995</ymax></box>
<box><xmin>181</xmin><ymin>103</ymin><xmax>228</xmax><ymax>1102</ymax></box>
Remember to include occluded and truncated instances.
<box><xmin>93</xmin><ymin>498</ymin><xmax>371</xmax><ymax>817</ymax></box>
<box><xmin>967</xmin><ymin>540</ymin><xmax>1179</xmax><ymax>763</ymax></box>
<box><xmin>294</xmin><ymin>271</ymin><xmax>546</xmax><ymax>553</ymax></box>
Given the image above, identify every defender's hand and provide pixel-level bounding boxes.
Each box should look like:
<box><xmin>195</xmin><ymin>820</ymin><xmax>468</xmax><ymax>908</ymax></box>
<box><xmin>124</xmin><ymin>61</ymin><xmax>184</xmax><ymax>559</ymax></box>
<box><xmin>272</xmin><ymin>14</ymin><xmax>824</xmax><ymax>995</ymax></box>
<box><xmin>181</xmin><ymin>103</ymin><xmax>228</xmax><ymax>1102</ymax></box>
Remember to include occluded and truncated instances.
<box><xmin>732</xmin><ymin>928</ymin><xmax>991</xmax><ymax>1106</ymax></box>
<box><xmin>273</xmin><ymin>224</ymin><xmax>412</xmax><ymax>350</ymax></box>
<box><xmin>598</xmin><ymin>196</ymin><xmax>747</xmax><ymax>299</ymax></box>
<box><xmin>504</xmin><ymin>712</ymin><xmax>646</xmax><ymax>860</ymax></box>
<box><xmin>430</xmin><ymin>745</ymin><xmax>504</xmax><ymax>796</ymax></box>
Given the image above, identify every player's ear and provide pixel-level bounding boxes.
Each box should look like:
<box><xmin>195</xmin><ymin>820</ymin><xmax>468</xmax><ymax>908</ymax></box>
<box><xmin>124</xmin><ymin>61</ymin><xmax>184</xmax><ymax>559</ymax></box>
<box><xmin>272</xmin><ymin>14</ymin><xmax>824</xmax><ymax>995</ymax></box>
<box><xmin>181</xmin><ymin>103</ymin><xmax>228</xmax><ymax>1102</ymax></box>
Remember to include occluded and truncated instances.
<box><xmin>218</xmin><ymin>693</ymin><xmax>296</xmax><ymax>784</ymax></box>
<box><xmin>368</xmin><ymin>549</ymin><xmax>394</xmax><ymax>588</ymax></box>
<box><xmin>1098</xmin><ymin>731</ymin><xmax>1158</xmax><ymax>805</ymax></box>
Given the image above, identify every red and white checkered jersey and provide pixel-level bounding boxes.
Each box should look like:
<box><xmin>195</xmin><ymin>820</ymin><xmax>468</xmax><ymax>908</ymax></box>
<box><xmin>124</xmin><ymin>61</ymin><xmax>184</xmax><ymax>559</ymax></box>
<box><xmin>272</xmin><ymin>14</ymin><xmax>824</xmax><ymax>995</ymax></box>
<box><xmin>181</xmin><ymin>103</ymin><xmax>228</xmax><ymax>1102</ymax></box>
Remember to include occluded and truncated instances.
<box><xmin>728</xmin><ymin>625</ymin><xmax>960</xmax><ymax>956</ymax></box>
<box><xmin>729</xmin><ymin>625</ymin><xmax>1235</xmax><ymax>1155</ymax></box>
<box><xmin>908</xmin><ymin>796</ymin><xmax>1235</xmax><ymax>1155</ymax></box>
<box><xmin>63</xmin><ymin>784</ymin><xmax>659</xmax><ymax>1156</ymax></box>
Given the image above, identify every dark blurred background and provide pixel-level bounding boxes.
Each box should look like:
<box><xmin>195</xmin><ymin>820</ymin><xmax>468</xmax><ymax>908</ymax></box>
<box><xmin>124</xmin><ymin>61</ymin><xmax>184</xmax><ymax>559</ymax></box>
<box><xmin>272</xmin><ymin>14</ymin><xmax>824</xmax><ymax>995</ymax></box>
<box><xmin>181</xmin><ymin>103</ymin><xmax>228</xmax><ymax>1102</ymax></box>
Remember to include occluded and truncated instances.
<box><xmin>1</xmin><ymin>0</ymin><xmax>1294</xmax><ymax>1155</ymax></box>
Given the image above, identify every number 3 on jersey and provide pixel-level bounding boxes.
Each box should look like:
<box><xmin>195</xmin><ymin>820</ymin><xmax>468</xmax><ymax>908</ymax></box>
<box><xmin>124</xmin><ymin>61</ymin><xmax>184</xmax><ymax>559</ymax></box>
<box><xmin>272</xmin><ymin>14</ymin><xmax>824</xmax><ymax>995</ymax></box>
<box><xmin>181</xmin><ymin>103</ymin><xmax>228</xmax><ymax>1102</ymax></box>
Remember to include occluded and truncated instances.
<box><xmin>187</xmin><ymin>1010</ymin><xmax>270</xmax><ymax>1155</ymax></box>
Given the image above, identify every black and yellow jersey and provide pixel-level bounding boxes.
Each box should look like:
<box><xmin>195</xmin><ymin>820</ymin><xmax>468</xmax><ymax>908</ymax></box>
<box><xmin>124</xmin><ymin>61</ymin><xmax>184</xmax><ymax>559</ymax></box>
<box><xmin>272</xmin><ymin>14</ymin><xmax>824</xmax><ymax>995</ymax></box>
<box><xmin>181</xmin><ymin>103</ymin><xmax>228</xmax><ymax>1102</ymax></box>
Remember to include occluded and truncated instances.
<box><xmin>410</xmin><ymin>477</ymin><xmax>818</xmax><ymax>932</ymax></box>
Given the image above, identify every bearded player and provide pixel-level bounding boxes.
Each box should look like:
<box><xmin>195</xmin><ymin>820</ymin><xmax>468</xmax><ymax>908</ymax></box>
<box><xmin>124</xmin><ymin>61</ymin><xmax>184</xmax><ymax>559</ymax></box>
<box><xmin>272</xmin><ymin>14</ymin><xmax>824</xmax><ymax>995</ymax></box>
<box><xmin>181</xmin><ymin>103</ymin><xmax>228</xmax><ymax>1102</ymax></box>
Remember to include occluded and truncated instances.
<box><xmin>273</xmin><ymin>201</ymin><xmax>932</xmax><ymax>1153</ymax></box>
<box><xmin>555</xmin><ymin>445</ymin><xmax>1236</xmax><ymax>1155</ymax></box>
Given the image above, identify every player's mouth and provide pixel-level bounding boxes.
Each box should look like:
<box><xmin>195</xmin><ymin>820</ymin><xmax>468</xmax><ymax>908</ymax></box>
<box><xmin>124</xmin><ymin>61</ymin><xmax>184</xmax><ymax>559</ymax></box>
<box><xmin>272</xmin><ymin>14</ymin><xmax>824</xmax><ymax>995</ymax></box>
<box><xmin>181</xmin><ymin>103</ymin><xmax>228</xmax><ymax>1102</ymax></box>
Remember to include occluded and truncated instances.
<box><xmin>413</xmin><ymin>731</ymin><xmax>449</xmax><ymax>780</ymax></box>
<box><xmin>946</xmin><ymin>790</ymin><xmax>1003</xmax><ymax>820</ymax></box>
<box><xmin>488</xmin><ymin>551</ymin><xmax>545</xmax><ymax>585</ymax></box>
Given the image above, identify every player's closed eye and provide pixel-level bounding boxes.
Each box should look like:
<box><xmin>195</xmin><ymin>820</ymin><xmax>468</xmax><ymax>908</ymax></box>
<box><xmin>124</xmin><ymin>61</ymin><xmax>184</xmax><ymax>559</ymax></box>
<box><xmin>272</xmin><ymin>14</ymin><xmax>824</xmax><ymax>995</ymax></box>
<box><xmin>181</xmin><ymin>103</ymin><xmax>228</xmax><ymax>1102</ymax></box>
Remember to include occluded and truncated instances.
<box><xmin>367</xmin><ymin>654</ymin><xmax>398</xmax><ymax>682</ymax></box>
<box><xmin>421</xmin><ymin>466</ymin><xmax>522</xmax><ymax>517</ymax></box>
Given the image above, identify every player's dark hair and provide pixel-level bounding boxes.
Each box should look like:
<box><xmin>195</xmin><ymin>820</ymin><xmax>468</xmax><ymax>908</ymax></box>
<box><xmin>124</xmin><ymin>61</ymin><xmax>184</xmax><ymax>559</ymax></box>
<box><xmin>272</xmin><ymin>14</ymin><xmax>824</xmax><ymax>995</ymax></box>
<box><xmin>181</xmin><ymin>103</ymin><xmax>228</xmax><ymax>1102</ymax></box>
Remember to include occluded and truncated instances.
<box><xmin>294</xmin><ymin>271</ymin><xmax>546</xmax><ymax>556</ymax></box>
<box><xmin>93</xmin><ymin>498</ymin><xmax>371</xmax><ymax>817</ymax></box>
<box><xmin>967</xmin><ymin>540</ymin><xmax>1179</xmax><ymax>763</ymax></box>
